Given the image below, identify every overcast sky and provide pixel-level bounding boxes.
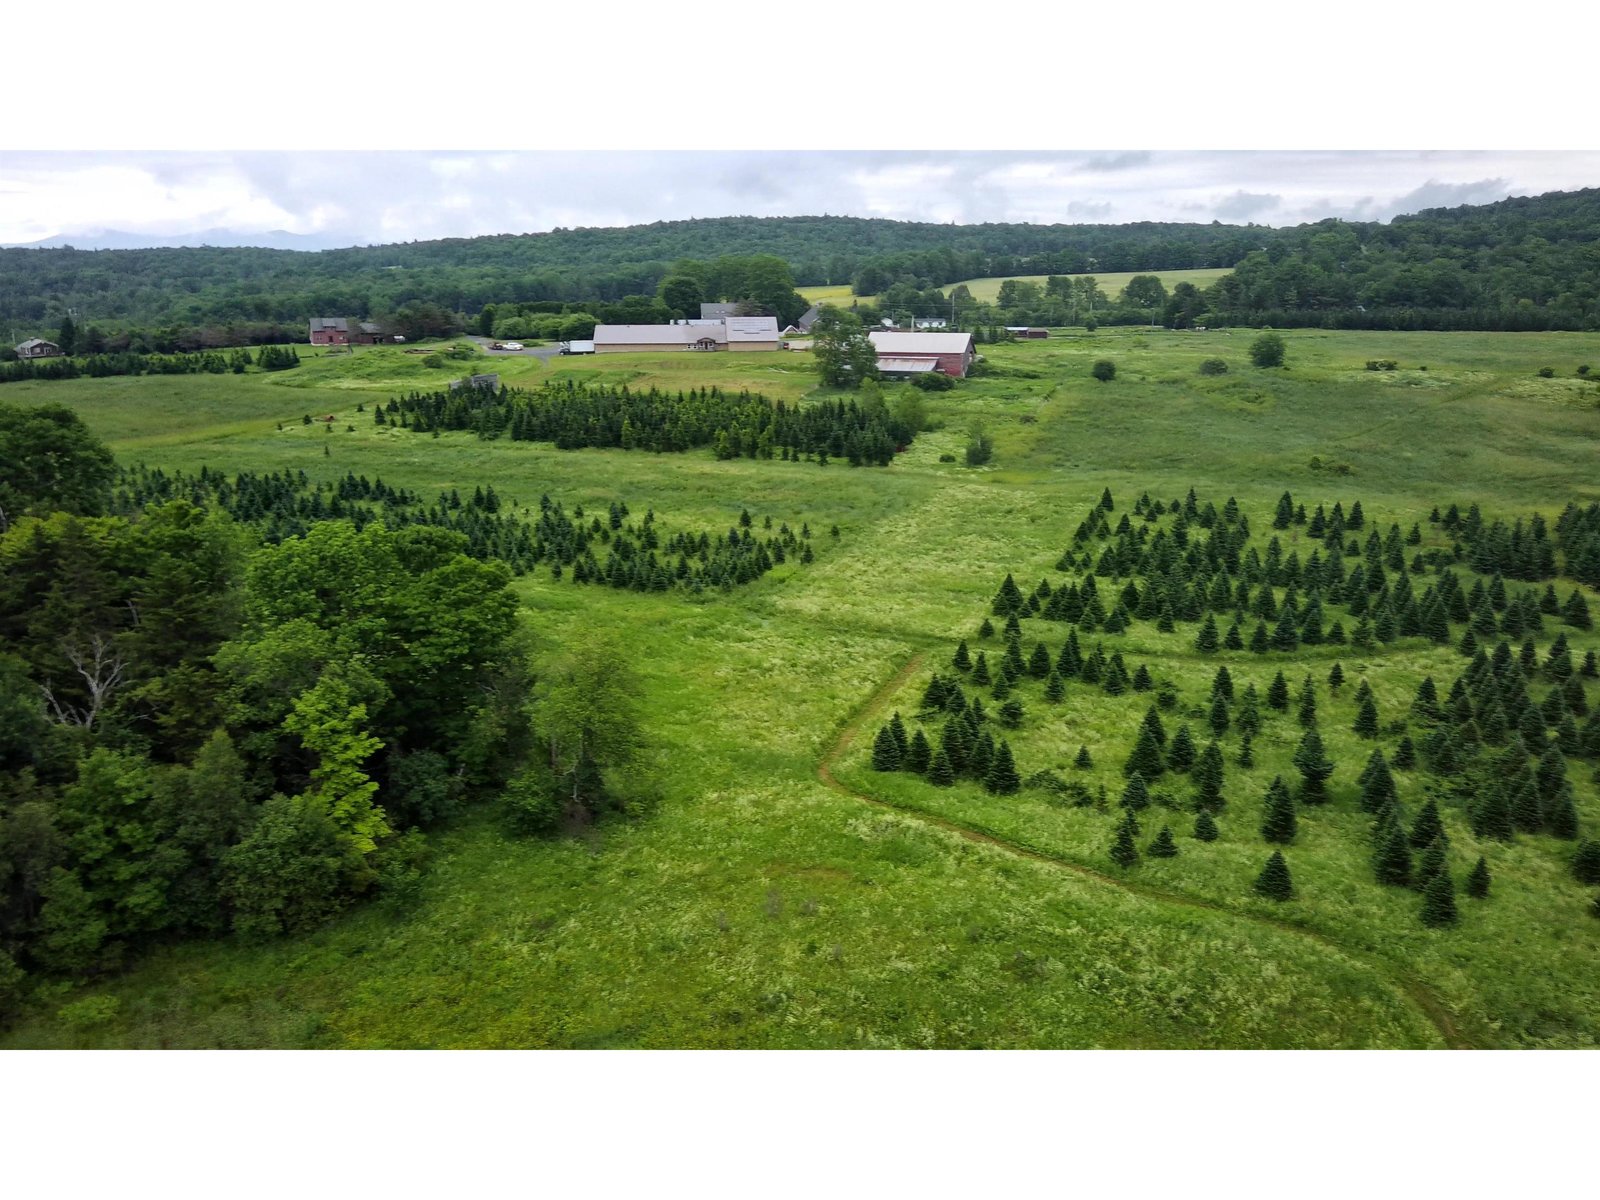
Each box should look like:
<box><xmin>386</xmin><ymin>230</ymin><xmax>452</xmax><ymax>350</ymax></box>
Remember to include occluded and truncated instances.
<box><xmin>3</xmin><ymin>150</ymin><xmax>1598</xmax><ymax>249</ymax></box>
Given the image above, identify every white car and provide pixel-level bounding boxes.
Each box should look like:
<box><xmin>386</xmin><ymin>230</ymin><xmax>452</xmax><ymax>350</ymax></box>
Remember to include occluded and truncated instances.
<box><xmin>500</xmin><ymin>341</ymin><xmax>524</xmax><ymax>351</ymax></box>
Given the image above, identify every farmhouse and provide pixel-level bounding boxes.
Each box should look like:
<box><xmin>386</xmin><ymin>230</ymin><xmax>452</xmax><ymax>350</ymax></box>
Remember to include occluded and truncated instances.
<box><xmin>868</xmin><ymin>330</ymin><xmax>976</xmax><ymax>378</ymax></box>
<box><xmin>593</xmin><ymin>315</ymin><xmax>781</xmax><ymax>354</ymax></box>
<box><xmin>308</xmin><ymin>317</ymin><xmax>350</xmax><ymax>346</ymax></box>
<box><xmin>356</xmin><ymin>321</ymin><xmax>384</xmax><ymax>344</ymax></box>
<box><xmin>782</xmin><ymin>303</ymin><xmax>822</xmax><ymax>335</ymax></box>
<box><xmin>14</xmin><ymin>338</ymin><xmax>63</xmax><ymax>359</ymax></box>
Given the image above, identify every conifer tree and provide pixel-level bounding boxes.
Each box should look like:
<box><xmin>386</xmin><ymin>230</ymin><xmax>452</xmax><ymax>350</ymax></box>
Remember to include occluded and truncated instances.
<box><xmin>872</xmin><ymin>725</ymin><xmax>901</xmax><ymax>771</ymax></box>
<box><xmin>1567</xmin><ymin>839</ymin><xmax>1600</xmax><ymax>885</ymax></box>
<box><xmin>928</xmin><ymin>747</ymin><xmax>955</xmax><ymax>786</ymax></box>
<box><xmin>1209</xmin><ymin>693</ymin><xmax>1231</xmax><ymax>738</ymax></box>
<box><xmin>1194</xmin><ymin>614</ymin><xmax>1219</xmax><ymax>652</ymax></box>
<box><xmin>1110</xmin><ymin>815</ymin><xmax>1140</xmax><ymax>868</ymax></box>
<box><xmin>1211</xmin><ymin>665</ymin><xmax>1234</xmax><ymax>704</ymax></box>
<box><xmin>1237</xmin><ymin>686</ymin><xmax>1262</xmax><ymax>737</ymax></box>
<box><xmin>1328</xmin><ymin>661</ymin><xmax>1345</xmax><ymax>690</ymax></box>
<box><xmin>1472</xmin><ymin>784</ymin><xmax>1515</xmax><ymax>842</ymax></box>
<box><xmin>1237</xmin><ymin>735</ymin><xmax>1255</xmax><ymax>769</ymax></box>
<box><xmin>1074</xmin><ymin>744</ymin><xmax>1093</xmax><ymax>769</ymax></box>
<box><xmin>1392</xmin><ymin>735</ymin><xmax>1417</xmax><ymax>771</ymax></box>
<box><xmin>1409</xmin><ymin>798</ymin><xmax>1445</xmax><ymax>848</ymax></box>
<box><xmin>906</xmin><ymin>729</ymin><xmax>932</xmax><ymax>774</ymax></box>
<box><xmin>1167</xmin><ymin>725</ymin><xmax>1197</xmax><ymax>772</ymax></box>
<box><xmin>969</xmin><ymin>732</ymin><xmax>995</xmax><ymax>780</ymax></box>
<box><xmin>1292</xmin><ymin>726</ymin><xmax>1335</xmax><ymax>803</ymax></box>
<box><xmin>1267</xmin><ymin>671</ymin><xmax>1290</xmax><ymax>711</ymax></box>
<box><xmin>1249</xmin><ymin>622</ymin><xmax>1271</xmax><ymax>653</ymax></box>
<box><xmin>985</xmin><ymin>740</ymin><xmax>1021</xmax><ymax>795</ymax></box>
<box><xmin>992</xmin><ymin>572</ymin><xmax>1024</xmax><ymax>617</ymax></box>
<box><xmin>1148</xmin><ymin>826</ymin><xmax>1179</xmax><ymax>858</ymax></box>
<box><xmin>1546</xmin><ymin>785</ymin><xmax>1580</xmax><ymax>840</ymax></box>
<box><xmin>1358</xmin><ymin>750</ymin><xmax>1397</xmax><ymax>813</ymax></box>
<box><xmin>1374</xmin><ymin>825</ymin><xmax>1413</xmax><ymax>887</ymax></box>
<box><xmin>953</xmin><ymin>640</ymin><xmax>972</xmax><ymax>671</ymax></box>
<box><xmin>1193</xmin><ymin>742</ymin><xmax>1225</xmax><ymax>811</ymax></box>
<box><xmin>1297</xmin><ymin>676</ymin><xmax>1317</xmax><ymax>727</ymax></box>
<box><xmin>1420</xmin><ymin>870</ymin><xmax>1459</xmax><ymax>927</ymax></box>
<box><xmin>999</xmin><ymin>698</ymin><xmax>1024</xmax><ymax>728</ymax></box>
<box><xmin>1224</xmin><ymin>621</ymin><xmax>1245</xmax><ymax>650</ymax></box>
<box><xmin>1029</xmin><ymin>642</ymin><xmax>1052</xmax><ymax>678</ymax></box>
<box><xmin>1413</xmin><ymin>676</ymin><xmax>1439</xmax><ymax>720</ymax></box>
<box><xmin>1121</xmin><ymin>773</ymin><xmax>1152</xmax><ymax>811</ymax></box>
<box><xmin>1253</xmin><ymin>851</ymin><xmax>1294</xmax><ymax>900</ymax></box>
<box><xmin>1132</xmin><ymin>663</ymin><xmax>1152</xmax><ymax>691</ymax></box>
<box><xmin>1124</xmin><ymin>724</ymin><xmax>1165</xmax><ymax>780</ymax></box>
<box><xmin>1353</xmin><ymin>695</ymin><xmax>1380</xmax><ymax>739</ymax></box>
<box><xmin>971</xmin><ymin>652</ymin><xmax>991</xmax><ymax>687</ymax></box>
<box><xmin>1045</xmin><ymin>670</ymin><xmax>1065</xmax><ymax>703</ymax></box>
<box><xmin>889</xmin><ymin>712</ymin><xmax>908</xmax><ymax>757</ymax></box>
<box><xmin>978</xmin><ymin>617</ymin><xmax>995</xmax><ymax>639</ymax></box>
<box><xmin>1194</xmin><ymin>810</ymin><xmax>1219</xmax><ymax>841</ymax></box>
<box><xmin>1465</xmin><ymin>856</ymin><xmax>1491</xmax><ymax>898</ymax></box>
<box><xmin>1260</xmin><ymin>776</ymin><xmax>1298</xmax><ymax>843</ymax></box>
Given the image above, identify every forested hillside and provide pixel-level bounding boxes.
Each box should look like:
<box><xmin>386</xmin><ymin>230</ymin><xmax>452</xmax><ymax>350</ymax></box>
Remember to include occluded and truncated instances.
<box><xmin>4</xmin><ymin>189</ymin><xmax>1600</xmax><ymax>340</ymax></box>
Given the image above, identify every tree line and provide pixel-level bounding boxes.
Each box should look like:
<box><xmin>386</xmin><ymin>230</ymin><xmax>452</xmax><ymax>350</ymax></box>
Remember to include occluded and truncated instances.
<box><xmin>382</xmin><ymin>379</ymin><xmax>920</xmax><ymax>466</ymax></box>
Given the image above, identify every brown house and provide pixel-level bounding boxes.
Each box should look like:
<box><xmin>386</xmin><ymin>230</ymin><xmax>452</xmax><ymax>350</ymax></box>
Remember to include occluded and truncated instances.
<box><xmin>868</xmin><ymin>331</ymin><xmax>976</xmax><ymax>378</ymax></box>
<box><xmin>14</xmin><ymin>338</ymin><xmax>63</xmax><ymax>359</ymax></box>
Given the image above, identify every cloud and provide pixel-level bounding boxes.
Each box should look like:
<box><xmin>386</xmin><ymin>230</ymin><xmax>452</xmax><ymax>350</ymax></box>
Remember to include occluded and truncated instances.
<box><xmin>1212</xmin><ymin>190</ymin><xmax>1283</xmax><ymax>221</ymax></box>
<box><xmin>1</xmin><ymin>152</ymin><xmax>1597</xmax><ymax>247</ymax></box>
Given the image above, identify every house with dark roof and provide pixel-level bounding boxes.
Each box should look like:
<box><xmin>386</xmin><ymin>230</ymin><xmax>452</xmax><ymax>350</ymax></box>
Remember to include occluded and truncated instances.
<box><xmin>308</xmin><ymin>317</ymin><xmax>350</xmax><ymax>346</ymax></box>
<box><xmin>593</xmin><ymin>315</ymin><xmax>781</xmax><ymax>354</ymax></box>
<box><xmin>14</xmin><ymin>338</ymin><xmax>62</xmax><ymax>359</ymax></box>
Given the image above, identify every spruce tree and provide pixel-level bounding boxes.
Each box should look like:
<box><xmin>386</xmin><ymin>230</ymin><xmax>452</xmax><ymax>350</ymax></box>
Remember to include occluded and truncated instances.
<box><xmin>1472</xmin><ymin>784</ymin><xmax>1515</xmax><ymax>842</ymax></box>
<box><xmin>1546</xmin><ymin>785</ymin><xmax>1580</xmax><ymax>840</ymax></box>
<box><xmin>1328</xmin><ymin>661</ymin><xmax>1345</xmax><ymax>690</ymax></box>
<box><xmin>1121</xmin><ymin>772</ymin><xmax>1152</xmax><ymax>812</ymax></box>
<box><xmin>1250</xmin><ymin>622</ymin><xmax>1271</xmax><ymax>653</ymax></box>
<box><xmin>1571</xmin><ymin>840</ymin><xmax>1600</xmax><ymax>885</ymax></box>
<box><xmin>1237</xmin><ymin>735</ymin><xmax>1255</xmax><ymax>769</ymax></box>
<box><xmin>1209</xmin><ymin>694</ymin><xmax>1231</xmax><ymax>738</ymax></box>
<box><xmin>1260</xmin><ymin>776</ymin><xmax>1298</xmax><ymax>843</ymax></box>
<box><xmin>1353</xmin><ymin>695</ymin><xmax>1380</xmax><ymax>738</ymax></box>
<box><xmin>1132</xmin><ymin>663</ymin><xmax>1153</xmax><ymax>691</ymax></box>
<box><xmin>1465</xmin><ymin>856</ymin><xmax>1491</xmax><ymax>899</ymax></box>
<box><xmin>1409</xmin><ymin>798</ymin><xmax>1444</xmax><ymax>848</ymax></box>
<box><xmin>969</xmin><ymin>732</ymin><xmax>995</xmax><ymax>780</ymax></box>
<box><xmin>1420</xmin><ymin>870</ymin><xmax>1459</xmax><ymax>927</ymax></box>
<box><xmin>1253</xmin><ymin>851</ymin><xmax>1294</xmax><ymax>900</ymax></box>
<box><xmin>1075</xmin><ymin>744</ymin><xmax>1093</xmax><ymax>769</ymax></box>
<box><xmin>872</xmin><ymin>725</ymin><xmax>901</xmax><ymax>771</ymax></box>
<box><xmin>1110</xmin><ymin>815</ymin><xmax>1140</xmax><ymax>868</ymax></box>
<box><xmin>1124</xmin><ymin>724</ymin><xmax>1165</xmax><ymax>779</ymax></box>
<box><xmin>1392</xmin><ymin>736</ymin><xmax>1418</xmax><ymax>771</ymax></box>
<box><xmin>1167</xmin><ymin>725</ymin><xmax>1198</xmax><ymax>772</ymax></box>
<box><xmin>1358</xmin><ymin>750</ymin><xmax>1397</xmax><ymax>813</ymax></box>
<box><xmin>928</xmin><ymin>747</ymin><xmax>955</xmax><ymax>786</ymax></box>
<box><xmin>1194</xmin><ymin>810</ymin><xmax>1220</xmax><ymax>842</ymax></box>
<box><xmin>978</xmin><ymin>617</ymin><xmax>995</xmax><ymax>639</ymax></box>
<box><xmin>985</xmin><ymin>740</ymin><xmax>1021</xmax><ymax>795</ymax></box>
<box><xmin>1374</xmin><ymin>825</ymin><xmax>1413</xmax><ymax>887</ymax></box>
<box><xmin>1148</xmin><ymin>826</ymin><xmax>1179</xmax><ymax>858</ymax></box>
<box><xmin>999</xmin><ymin>698</ymin><xmax>1025</xmax><ymax>728</ymax></box>
<box><xmin>889</xmin><ymin>712</ymin><xmax>908</xmax><ymax>757</ymax></box>
<box><xmin>1297</xmin><ymin>676</ymin><xmax>1318</xmax><ymax>727</ymax></box>
<box><xmin>1267</xmin><ymin>670</ymin><xmax>1290</xmax><ymax>711</ymax></box>
<box><xmin>1028</xmin><ymin>642</ymin><xmax>1052</xmax><ymax>678</ymax></box>
<box><xmin>1193</xmin><ymin>742</ymin><xmax>1225</xmax><ymax>811</ymax></box>
<box><xmin>906</xmin><ymin>729</ymin><xmax>932</xmax><ymax>774</ymax></box>
<box><xmin>971</xmin><ymin>652</ymin><xmax>991</xmax><ymax>686</ymax></box>
<box><xmin>1045</xmin><ymin>670</ymin><xmax>1065</xmax><ymax>703</ymax></box>
<box><xmin>1194</xmin><ymin>614</ymin><xmax>1220</xmax><ymax>652</ymax></box>
<box><xmin>1415</xmin><ymin>838</ymin><xmax>1449</xmax><ymax>892</ymax></box>
<box><xmin>1292</xmin><ymin>726</ymin><xmax>1335</xmax><ymax>804</ymax></box>
<box><xmin>953</xmin><ymin>640</ymin><xmax>972</xmax><ymax>671</ymax></box>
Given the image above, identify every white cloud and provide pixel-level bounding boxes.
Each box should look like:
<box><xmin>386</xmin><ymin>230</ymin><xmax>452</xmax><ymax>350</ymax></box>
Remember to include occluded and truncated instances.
<box><xmin>2</xmin><ymin>151</ymin><xmax>1599</xmax><ymax>247</ymax></box>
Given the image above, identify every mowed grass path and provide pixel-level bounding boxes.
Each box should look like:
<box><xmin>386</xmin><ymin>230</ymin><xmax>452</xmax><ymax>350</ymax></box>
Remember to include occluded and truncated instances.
<box><xmin>4</xmin><ymin>327</ymin><xmax>1598</xmax><ymax>1047</ymax></box>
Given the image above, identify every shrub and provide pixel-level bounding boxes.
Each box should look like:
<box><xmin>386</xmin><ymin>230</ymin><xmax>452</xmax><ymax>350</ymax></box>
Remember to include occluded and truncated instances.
<box><xmin>1537</xmin><ymin>366</ymin><xmax>1554</xmax><ymax>378</ymax></box>
<box><xmin>964</xmin><ymin>421</ymin><xmax>994</xmax><ymax>466</ymax></box>
<box><xmin>938</xmin><ymin>452</ymin><xmax>956</xmax><ymax>463</ymax></box>
<box><xmin>1249</xmin><ymin>332</ymin><xmax>1286</xmax><ymax>368</ymax></box>
<box><xmin>1365</xmin><ymin>360</ymin><xmax>1398</xmax><ymax>371</ymax></box>
<box><xmin>502</xmin><ymin>763</ymin><xmax>564</xmax><ymax>835</ymax></box>
<box><xmin>1198</xmin><ymin>358</ymin><xmax>1228</xmax><ymax>376</ymax></box>
<box><xmin>911</xmin><ymin>371</ymin><xmax>954</xmax><ymax>391</ymax></box>
<box><xmin>1091</xmin><ymin>359</ymin><xmax>1116</xmax><ymax>382</ymax></box>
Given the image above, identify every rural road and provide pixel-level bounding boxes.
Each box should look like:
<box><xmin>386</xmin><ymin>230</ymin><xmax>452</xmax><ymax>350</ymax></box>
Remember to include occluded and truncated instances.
<box><xmin>467</xmin><ymin>335</ymin><xmax>565</xmax><ymax>361</ymax></box>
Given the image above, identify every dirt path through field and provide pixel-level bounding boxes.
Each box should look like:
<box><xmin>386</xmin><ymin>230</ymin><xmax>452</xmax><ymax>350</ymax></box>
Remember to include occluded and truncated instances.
<box><xmin>817</xmin><ymin>651</ymin><xmax>1471</xmax><ymax>1050</ymax></box>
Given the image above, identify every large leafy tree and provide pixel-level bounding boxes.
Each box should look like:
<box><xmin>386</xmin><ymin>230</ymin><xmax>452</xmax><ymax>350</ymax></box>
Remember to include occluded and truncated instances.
<box><xmin>0</xmin><ymin>402</ymin><xmax>114</xmax><ymax>531</ymax></box>
<box><xmin>531</xmin><ymin>635</ymin><xmax>646</xmax><ymax>822</ymax></box>
<box><xmin>811</xmin><ymin>306</ymin><xmax>879</xmax><ymax>389</ymax></box>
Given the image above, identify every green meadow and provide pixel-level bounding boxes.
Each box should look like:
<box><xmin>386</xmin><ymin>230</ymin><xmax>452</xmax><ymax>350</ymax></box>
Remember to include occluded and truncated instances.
<box><xmin>3</xmin><ymin>327</ymin><xmax>1598</xmax><ymax>1048</ymax></box>
<box><xmin>801</xmin><ymin>267</ymin><xmax>1234</xmax><ymax>308</ymax></box>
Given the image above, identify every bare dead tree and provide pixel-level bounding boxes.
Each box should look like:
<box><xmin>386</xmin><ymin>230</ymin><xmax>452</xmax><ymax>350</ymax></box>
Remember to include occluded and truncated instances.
<box><xmin>40</xmin><ymin>633</ymin><xmax>128</xmax><ymax>731</ymax></box>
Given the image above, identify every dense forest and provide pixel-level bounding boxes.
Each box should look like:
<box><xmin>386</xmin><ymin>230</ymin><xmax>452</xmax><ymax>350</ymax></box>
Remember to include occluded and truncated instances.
<box><xmin>7</xmin><ymin>189</ymin><xmax>1600</xmax><ymax>340</ymax></box>
<box><xmin>0</xmin><ymin>402</ymin><xmax>831</xmax><ymax>1015</ymax></box>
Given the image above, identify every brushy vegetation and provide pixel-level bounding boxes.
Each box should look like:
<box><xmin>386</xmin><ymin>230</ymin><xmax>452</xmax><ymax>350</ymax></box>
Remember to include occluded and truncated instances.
<box><xmin>2</xmin><ymin>325</ymin><xmax>1598</xmax><ymax>1048</ymax></box>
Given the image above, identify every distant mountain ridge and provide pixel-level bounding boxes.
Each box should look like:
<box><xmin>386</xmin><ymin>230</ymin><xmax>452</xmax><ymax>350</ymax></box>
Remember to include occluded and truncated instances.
<box><xmin>2</xmin><ymin>227</ymin><xmax>366</xmax><ymax>251</ymax></box>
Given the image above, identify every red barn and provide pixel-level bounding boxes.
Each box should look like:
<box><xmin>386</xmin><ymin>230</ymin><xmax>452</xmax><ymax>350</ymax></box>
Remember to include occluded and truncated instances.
<box><xmin>868</xmin><ymin>330</ymin><xmax>976</xmax><ymax>378</ymax></box>
<box><xmin>308</xmin><ymin>317</ymin><xmax>350</xmax><ymax>346</ymax></box>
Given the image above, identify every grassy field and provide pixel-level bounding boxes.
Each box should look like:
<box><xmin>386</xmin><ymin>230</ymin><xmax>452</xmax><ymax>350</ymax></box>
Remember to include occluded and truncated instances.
<box><xmin>3</xmin><ymin>327</ymin><xmax>1599</xmax><ymax>1048</ymax></box>
<box><xmin>800</xmin><ymin>268</ymin><xmax>1234</xmax><ymax>309</ymax></box>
